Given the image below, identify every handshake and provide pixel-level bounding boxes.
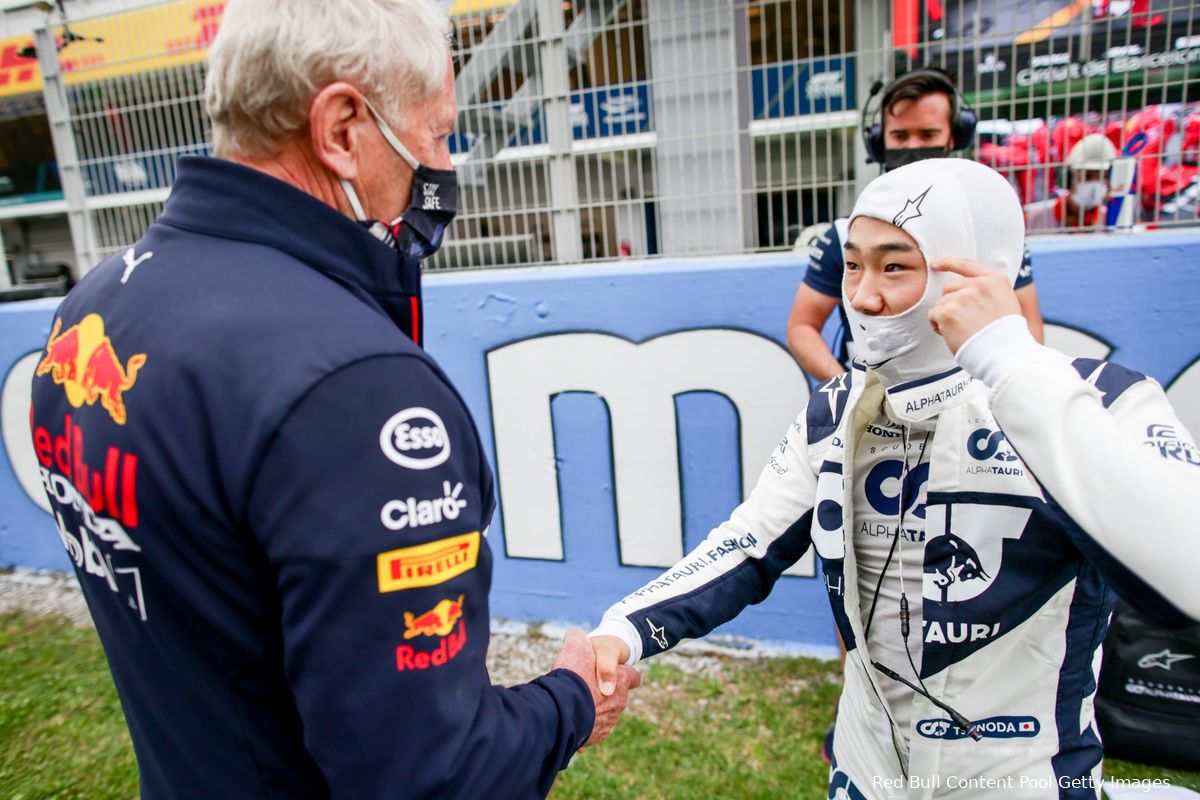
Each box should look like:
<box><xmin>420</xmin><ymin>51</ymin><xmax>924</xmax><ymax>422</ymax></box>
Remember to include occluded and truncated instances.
<box><xmin>552</xmin><ymin>630</ymin><xmax>640</xmax><ymax>748</ymax></box>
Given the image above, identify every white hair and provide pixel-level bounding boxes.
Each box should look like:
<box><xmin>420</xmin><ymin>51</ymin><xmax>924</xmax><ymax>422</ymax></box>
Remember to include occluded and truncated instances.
<box><xmin>205</xmin><ymin>0</ymin><xmax>452</xmax><ymax>159</ymax></box>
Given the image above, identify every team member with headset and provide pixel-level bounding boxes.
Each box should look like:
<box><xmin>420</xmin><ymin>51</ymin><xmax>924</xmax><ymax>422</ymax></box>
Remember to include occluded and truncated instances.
<box><xmin>589</xmin><ymin>157</ymin><xmax>1200</xmax><ymax>799</ymax></box>
<box><xmin>786</xmin><ymin>68</ymin><xmax>1044</xmax><ymax>383</ymax></box>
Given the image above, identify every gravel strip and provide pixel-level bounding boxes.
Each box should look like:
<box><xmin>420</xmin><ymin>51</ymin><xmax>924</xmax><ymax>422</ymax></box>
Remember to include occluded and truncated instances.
<box><xmin>0</xmin><ymin>568</ymin><xmax>759</xmax><ymax>688</ymax></box>
<box><xmin>0</xmin><ymin>567</ymin><xmax>92</xmax><ymax>627</ymax></box>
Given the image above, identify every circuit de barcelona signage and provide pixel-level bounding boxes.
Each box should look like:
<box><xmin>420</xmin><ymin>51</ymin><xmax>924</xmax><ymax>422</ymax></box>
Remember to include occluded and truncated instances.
<box><xmin>3</xmin><ymin>234</ymin><xmax>1200</xmax><ymax>651</ymax></box>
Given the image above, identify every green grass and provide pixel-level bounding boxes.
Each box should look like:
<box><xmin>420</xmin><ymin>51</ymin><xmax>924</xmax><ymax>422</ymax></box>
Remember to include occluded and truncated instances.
<box><xmin>1</xmin><ymin>611</ymin><xmax>1196</xmax><ymax>799</ymax></box>
<box><xmin>0</xmin><ymin>614</ymin><xmax>137</xmax><ymax>800</ymax></box>
<box><xmin>550</xmin><ymin>657</ymin><xmax>843</xmax><ymax>799</ymax></box>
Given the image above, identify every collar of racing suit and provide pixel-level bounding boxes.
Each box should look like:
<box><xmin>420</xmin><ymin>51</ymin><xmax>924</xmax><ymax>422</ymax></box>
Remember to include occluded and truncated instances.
<box><xmin>849</xmin><ymin>361</ymin><xmax>980</xmax><ymax>426</ymax></box>
<box><xmin>160</xmin><ymin>156</ymin><xmax>423</xmax><ymax>343</ymax></box>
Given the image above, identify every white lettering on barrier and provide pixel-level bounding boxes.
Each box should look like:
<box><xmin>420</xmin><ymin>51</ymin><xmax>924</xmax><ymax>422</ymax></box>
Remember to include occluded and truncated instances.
<box><xmin>1043</xmin><ymin>323</ymin><xmax>1112</xmax><ymax>362</ymax></box>
<box><xmin>5</xmin><ymin>322</ymin><xmax>1198</xmax><ymax>583</ymax></box>
<box><xmin>487</xmin><ymin>329</ymin><xmax>815</xmax><ymax>575</ymax></box>
<box><xmin>1016</xmin><ymin>48</ymin><xmax>1200</xmax><ymax>88</ymax></box>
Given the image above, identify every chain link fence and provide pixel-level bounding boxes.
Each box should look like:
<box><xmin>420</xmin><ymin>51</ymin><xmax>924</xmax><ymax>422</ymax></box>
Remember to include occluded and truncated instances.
<box><xmin>897</xmin><ymin>0</ymin><xmax>1200</xmax><ymax>234</ymax></box>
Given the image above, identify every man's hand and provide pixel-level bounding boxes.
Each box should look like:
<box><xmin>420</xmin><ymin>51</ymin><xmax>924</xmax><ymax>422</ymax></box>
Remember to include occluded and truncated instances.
<box><xmin>929</xmin><ymin>258</ymin><xmax>1022</xmax><ymax>354</ymax></box>
<box><xmin>553</xmin><ymin>629</ymin><xmax>640</xmax><ymax>747</ymax></box>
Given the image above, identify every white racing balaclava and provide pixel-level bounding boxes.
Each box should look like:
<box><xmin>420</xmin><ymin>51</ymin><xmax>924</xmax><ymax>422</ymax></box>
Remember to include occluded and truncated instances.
<box><xmin>842</xmin><ymin>158</ymin><xmax>1025</xmax><ymax>387</ymax></box>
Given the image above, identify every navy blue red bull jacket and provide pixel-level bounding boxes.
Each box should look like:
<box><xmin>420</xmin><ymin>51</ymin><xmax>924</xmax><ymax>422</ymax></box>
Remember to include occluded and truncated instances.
<box><xmin>30</xmin><ymin>156</ymin><xmax>594</xmax><ymax>799</ymax></box>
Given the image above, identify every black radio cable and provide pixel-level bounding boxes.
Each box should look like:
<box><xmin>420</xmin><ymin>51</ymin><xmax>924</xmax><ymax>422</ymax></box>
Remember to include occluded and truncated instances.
<box><xmin>863</xmin><ymin>429</ymin><xmax>983</xmax><ymax>742</ymax></box>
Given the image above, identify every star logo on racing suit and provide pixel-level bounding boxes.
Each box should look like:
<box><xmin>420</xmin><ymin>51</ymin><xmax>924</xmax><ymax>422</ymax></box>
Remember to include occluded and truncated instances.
<box><xmin>647</xmin><ymin>618</ymin><xmax>668</xmax><ymax>649</ymax></box>
<box><xmin>892</xmin><ymin>185</ymin><xmax>932</xmax><ymax>228</ymax></box>
<box><xmin>818</xmin><ymin>372</ymin><xmax>848</xmax><ymax>421</ymax></box>
<box><xmin>1136</xmin><ymin>649</ymin><xmax>1195</xmax><ymax>670</ymax></box>
<box><xmin>1084</xmin><ymin>363</ymin><xmax>1108</xmax><ymax>402</ymax></box>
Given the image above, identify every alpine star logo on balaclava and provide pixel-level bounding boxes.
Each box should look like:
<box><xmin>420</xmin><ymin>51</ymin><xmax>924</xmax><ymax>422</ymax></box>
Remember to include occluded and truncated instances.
<box><xmin>892</xmin><ymin>185</ymin><xmax>932</xmax><ymax>227</ymax></box>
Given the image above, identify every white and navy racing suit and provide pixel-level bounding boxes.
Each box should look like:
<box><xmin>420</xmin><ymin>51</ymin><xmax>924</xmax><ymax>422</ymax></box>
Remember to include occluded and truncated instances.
<box><xmin>592</xmin><ymin>345</ymin><xmax>1199</xmax><ymax>799</ymax></box>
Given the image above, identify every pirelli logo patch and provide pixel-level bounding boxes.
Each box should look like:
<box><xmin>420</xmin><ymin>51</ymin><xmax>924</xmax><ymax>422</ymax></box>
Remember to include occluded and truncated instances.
<box><xmin>377</xmin><ymin>531</ymin><xmax>480</xmax><ymax>593</ymax></box>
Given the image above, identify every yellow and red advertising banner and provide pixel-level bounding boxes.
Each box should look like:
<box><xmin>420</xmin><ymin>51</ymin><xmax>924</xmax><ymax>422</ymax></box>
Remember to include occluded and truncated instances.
<box><xmin>0</xmin><ymin>0</ymin><xmax>516</xmax><ymax>101</ymax></box>
<box><xmin>0</xmin><ymin>0</ymin><xmax>223</xmax><ymax>100</ymax></box>
<box><xmin>446</xmin><ymin>0</ymin><xmax>516</xmax><ymax>13</ymax></box>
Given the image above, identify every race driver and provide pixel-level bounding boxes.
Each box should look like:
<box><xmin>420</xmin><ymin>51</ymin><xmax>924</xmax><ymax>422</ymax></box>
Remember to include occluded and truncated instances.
<box><xmin>590</xmin><ymin>158</ymin><xmax>1200</xmax><ymax>798</ymax></box>
<box><xmin>786</xmin><ymin>68</ymin><xmax>1043</xmax><ymax>384</ymax></box>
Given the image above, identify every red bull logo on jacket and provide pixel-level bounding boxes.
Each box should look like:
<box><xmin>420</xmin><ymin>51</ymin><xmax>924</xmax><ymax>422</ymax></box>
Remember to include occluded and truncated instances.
<box><xmin>402</xmin><ymin>595</ymin><xmax>465</xmax><ymax>639</ymax></box>
<box><xmin>32</xmin><ymin>412</ymin><xmax>140</xmax><ymax>529</ymax></box>
<box><xmin>396</xmin><ymin>620</ymin><xmax>468</xmax><ymax>672</ymax></box>
<box><xmin>37</xmin><ymin>314</ymin><xmax>147</xmax><ymax>425</ymax></box>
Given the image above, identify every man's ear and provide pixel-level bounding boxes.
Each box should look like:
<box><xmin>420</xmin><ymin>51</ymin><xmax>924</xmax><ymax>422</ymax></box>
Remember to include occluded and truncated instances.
<box><xmin>309</xmin><ymin>82</ymin><xmax>369</xmax><ymax>181</ymax></box>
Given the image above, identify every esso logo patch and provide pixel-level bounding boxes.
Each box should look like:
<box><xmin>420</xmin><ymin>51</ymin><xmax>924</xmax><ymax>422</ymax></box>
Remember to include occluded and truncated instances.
<box><xmin>380</xmin><ymin>407</ymin><xmax>451</xmax><ymax>470</ymax></box>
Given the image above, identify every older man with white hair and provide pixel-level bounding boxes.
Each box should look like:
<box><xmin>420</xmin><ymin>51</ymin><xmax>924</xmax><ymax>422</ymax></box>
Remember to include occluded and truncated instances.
<box><xmin>28</xmin><ymin>1</ymin><xmax>637</xmax><ymax>798</ymax></box>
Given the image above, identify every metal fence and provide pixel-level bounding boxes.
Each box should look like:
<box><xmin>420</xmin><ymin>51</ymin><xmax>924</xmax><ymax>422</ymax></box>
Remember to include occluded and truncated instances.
<box><xmin>902</xmin><ymin>0</ymin><xmax>1200</xmax><ymax>234</ymax></box>
<box><xmin>442</xmin><ymin>0</ymin><xmax>859</xmax><ymax>269</ymax></box>
<box><xmin>29</xmin><ymin>0</ymin><xmax>1200</xmax><ymax>274</ymax></box>
<box><xmin>443</xmin><ymin>0</ymin><xmax>1200</xmax><ymax>267</ymax></box>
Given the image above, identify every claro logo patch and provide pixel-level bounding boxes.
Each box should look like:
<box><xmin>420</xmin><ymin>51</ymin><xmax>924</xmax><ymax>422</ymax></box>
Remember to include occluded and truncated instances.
<box><xmin>377</xmin><ymin>531</ymin><xmax>480</xmax><ymax>593</ymax></box>
<box><xmin>380</xmin><ymin>481</ymin><xmax>467</xmax><ymax>531</ymax></box>
<box><xmin>379</xmin><ymin>406</ymin><xmax>450</xmax><ymax>469</ymax></box>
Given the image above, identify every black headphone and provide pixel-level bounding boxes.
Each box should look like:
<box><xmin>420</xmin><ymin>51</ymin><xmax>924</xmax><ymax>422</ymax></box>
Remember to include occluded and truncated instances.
<box><xmin>861</xmin><ymin>68</ymin><xmax>978</xmax><ymax>164</ymax></box>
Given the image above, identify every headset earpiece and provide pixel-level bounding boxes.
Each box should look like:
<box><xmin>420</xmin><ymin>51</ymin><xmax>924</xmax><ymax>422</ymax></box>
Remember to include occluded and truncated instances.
<box><xmin>861</xmin><ymin>80</ymin><xmax>887</xmax><ymax>164</ymax></box>
<box><xmin>952</xmin><ymin>103</ymin><xmax>978</xmax><ymax>151</ymax></box>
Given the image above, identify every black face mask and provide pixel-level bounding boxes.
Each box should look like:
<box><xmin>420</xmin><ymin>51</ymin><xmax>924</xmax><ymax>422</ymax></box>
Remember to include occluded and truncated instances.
<box><xmin>336</xmin><ymin>100</ymin><xmax>458</xmax><ymax>348</ymax></box>
<box><xmin>340</xmin><ymin>98</ymin><xmax>459</xmax><ymax>260</ymax></box>
<box><xmin>884</xmin><ymin>146</ymin><xmax>948</xmax><ymax>172</ymax></box>
<box><xmin>394</xmin><ymin>163</ymin><xmax>458</xmax><ymax>260</ymax></box>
